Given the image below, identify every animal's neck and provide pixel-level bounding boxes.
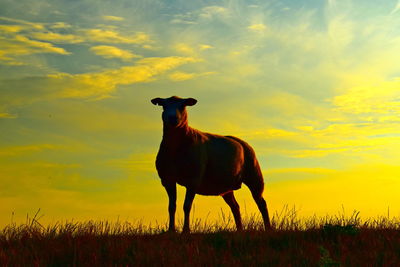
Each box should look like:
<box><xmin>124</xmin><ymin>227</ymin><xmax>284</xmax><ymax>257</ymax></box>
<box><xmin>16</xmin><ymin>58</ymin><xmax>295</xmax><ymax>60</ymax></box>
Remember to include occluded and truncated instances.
<box><xmin>162</xmin><ymin>121</ymin><xmax>192</xmax><ymax>148</ymax></box>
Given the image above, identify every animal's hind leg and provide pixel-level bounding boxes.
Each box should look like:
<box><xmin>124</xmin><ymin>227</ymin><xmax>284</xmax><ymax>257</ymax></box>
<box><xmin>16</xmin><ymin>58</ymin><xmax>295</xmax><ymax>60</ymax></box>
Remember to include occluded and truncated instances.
<box><xmin>182</xmin><ymin>188</ymin><xmax>196</xmax><ymax>233</ymax></box>
<box><xmin>222</xmin><ymin>191</ymin><xmax>243</xmax><ymax>231</ymax></box>
<box><xmin>244</xmin><ymin>179</ymin><xmax>271</xmax><ymax>230</ymax></box>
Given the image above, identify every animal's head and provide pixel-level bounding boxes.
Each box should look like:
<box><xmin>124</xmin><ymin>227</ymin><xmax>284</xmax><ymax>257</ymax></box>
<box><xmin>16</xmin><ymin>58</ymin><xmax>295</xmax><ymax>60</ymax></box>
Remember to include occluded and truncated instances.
<box><xmin>151</xmin><ymin>96</ymin><xmax>197</xmax><ymax>127</ymax></box>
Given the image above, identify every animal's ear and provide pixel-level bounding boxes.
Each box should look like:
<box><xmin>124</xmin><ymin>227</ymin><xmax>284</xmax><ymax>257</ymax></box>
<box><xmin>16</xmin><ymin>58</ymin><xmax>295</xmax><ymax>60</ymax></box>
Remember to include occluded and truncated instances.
<box><xmin>151</xmin><ymin>98</ymin><xmax>164</xmax><ymax>106</ymax></box>
<box><xmin>184</xmin><ymin>98</ymin><xmax>197</xmax><ymax>106</ymax></box>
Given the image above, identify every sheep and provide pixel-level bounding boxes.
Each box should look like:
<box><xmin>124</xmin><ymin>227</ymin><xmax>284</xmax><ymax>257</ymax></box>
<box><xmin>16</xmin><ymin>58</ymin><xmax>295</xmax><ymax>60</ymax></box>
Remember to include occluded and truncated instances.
<box><xmin>151</xmin><ymin>96</ymin><xmax>271</xmax><ymax>233</ymax></box>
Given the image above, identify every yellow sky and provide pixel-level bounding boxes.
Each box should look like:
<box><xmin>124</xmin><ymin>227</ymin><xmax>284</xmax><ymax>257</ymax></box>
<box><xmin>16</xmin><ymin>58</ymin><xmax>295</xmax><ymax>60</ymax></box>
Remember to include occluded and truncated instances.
<box><xmin>1</xmin><ymin>0</ymin><xmax>400</xmax><ymax>227</ymax></box>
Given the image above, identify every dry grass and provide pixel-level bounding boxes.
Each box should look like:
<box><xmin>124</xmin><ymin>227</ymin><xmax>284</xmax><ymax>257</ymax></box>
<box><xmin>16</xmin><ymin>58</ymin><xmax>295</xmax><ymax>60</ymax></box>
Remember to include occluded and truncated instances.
<box><xmin>1</xmin><ymin>207</ymin><xmax>400</xmax><ymax>266</ymax></box>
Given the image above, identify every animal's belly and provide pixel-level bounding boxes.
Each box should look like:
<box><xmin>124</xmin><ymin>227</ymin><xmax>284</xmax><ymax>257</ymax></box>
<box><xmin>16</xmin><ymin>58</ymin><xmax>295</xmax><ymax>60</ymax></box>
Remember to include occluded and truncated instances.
<box><xmin>191</xmin><ymin>175</ymin><xmax>243</xmax><ymax>196</ymax></box>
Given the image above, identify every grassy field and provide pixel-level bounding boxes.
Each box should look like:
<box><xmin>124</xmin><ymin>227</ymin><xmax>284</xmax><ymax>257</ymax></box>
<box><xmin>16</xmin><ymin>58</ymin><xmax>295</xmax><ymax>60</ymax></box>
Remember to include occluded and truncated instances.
<box><xmin>1</xmin><ymin>208</ymin><xmax>400</xmax><ymax>266</ymax></box>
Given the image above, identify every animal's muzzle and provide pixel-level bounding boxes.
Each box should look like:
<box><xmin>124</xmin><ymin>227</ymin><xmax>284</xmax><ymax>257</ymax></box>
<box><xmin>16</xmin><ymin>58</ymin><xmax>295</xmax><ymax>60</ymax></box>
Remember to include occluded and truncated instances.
<box><xmin>167</xmin><ymin>116</ymin><xmax>179</xmax><ymax>126</ymax></box>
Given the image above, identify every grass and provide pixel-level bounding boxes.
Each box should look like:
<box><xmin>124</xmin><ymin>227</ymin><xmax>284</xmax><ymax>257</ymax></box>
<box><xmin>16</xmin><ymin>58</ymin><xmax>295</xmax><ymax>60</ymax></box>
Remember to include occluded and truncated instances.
<box><xmin>1</xmin><ymin>207</ymin><xmax>400</xmax><ymax>266</ymax></box>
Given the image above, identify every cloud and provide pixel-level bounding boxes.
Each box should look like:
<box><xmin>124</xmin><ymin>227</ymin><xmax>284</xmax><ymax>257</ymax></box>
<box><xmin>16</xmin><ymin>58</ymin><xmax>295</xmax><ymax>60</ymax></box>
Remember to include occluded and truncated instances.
<box><xmin>30</xmin><ymin>32</ymin><xmax>84</xmax><ymax>44</ymax></box>
<box><xmin>168</xmin><ymin>71</ymin><xmax>195</xmax><ymax>81</ymax></box>
<box><xmin>49</xmin><ymin>22</ymin><xmax>72</xmax><ymax>29</ymax></box>
<box><xmin>171</xmin><ymin>5</ymin><xmax>229</xmax><ymax>24</ymax></box>
<box><xmin>0</xmin><ymin>56</ymin><xmax>199</xmax><ymax>117</ymax></box>
<box><xmin>286</xmin><ymin>121</ymin><xmax>400</xmax><ymax>159</ymax></box>
<box><xmin>0</xmin><ymin>17</ymin><xmax>73</xmax><ymax>64</ymax></box>
<box><xmin>170</xmin><ymin>11</ymin><xmax>198</xmax><ymax>25</ymax></box>
<box><xmin>0</xmin><ymin>34</ymin><xmax>70</xmax><ymax>64</ymax></box>
<box><xmin>199</xmin><ymin>44</ymin><xmax>214</xmax><ymax>51</ymax></box>
<box><xmin>0</xmin><ymin>15</ymin><xmax>154</xmax><ymax>64</ymax></box>
<box><xmin>54</xmin><ymin>56</ymin><xmax>198</xmax><ymax>99</ymax></box>
<box><xmin>169</xmin><ymin>71</ymin><xmax>215</xmax><ymax>81</ymax></box>
<box><xmin>174</xmin><ymin>43</ymin><xmax>214</xmax><ymax>55</ymax></box>
<box><xmin>170</xmin><ymin>18</ymin><xmax>197</xmax><ymax>25</ymax></box>
<box><xmin>327</xmin><ymin>0</ymin><xmax>337</xmax><ymax>8</ymax></box>
<box><xmin>327</xmin><ymin>16</ymin><xmax>354</xmax><ymax>51</ymax></box>
<box><xmin>174</xmin><ymin>43</ymin><xmax>195</xmax><ymax>55</ymax></box>
<box><xmin>200</xmin><ymin>6</ymin><xmax>229</xmax><ymax>19</ymax></box>
<box><xmin>102</xmin><ymin>15</ymin><xmax>124</xmax><ymax>21</ymax></box>
<box><xmin>89</xmin><ymin>45</ymin><xmax>139</xmax><ymax>60</ymax></box>
<box><xmin>83</xmin><ymin>29</ymin><xmax>151</xmax><ymax>45</ymax></box>
<box><xmin>12</xmin><ymin>35</ymin><xmax>70</xmax><ymax>54</ymax></box>
<box><xmin>0</xmin><ymin>25</ymin><xmax>24</xmax><ymax>33</ymax></box>
<box><xmin>332</xmin><ymin>79</ymin><xmax>400</xmax><ymax>115</ymax></box>
<box><xmin>0</xmin><ymin>16</ymin><xmax>44</xmax><ymax>30</ymax></box>
<box><xmin>248</xmin><ymin>23</ymin><xmax>266</xmax><ymax>32</ymax></box>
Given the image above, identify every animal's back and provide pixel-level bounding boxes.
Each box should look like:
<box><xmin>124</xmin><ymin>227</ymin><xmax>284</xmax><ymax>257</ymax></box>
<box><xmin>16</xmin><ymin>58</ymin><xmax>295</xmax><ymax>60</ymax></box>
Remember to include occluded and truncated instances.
<box><xmin>197</xmin><ymin>133</ymin><xmax>263</xmax><ymax>195</ymax></box>
<box><xmin>195</xmin><ymin>133</ymin><xmax>245</xmax><ymax>194</ymax></box>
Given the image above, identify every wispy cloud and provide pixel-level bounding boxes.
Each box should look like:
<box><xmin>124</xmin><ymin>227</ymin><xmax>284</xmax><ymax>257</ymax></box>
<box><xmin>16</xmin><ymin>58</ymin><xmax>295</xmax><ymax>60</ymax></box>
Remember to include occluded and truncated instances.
<box><xmin>83</xmin><ymin>29</ymin><xmax>151</xmax><ymax>45</ymax></box>
<box><xmin>49</xmin><ymin>22</ymin><xmax>72</xmax><ymax>29</ymax></box>
<box><xmin>0</xmin><ymin>25</ymin><xmax>24</xmax><ymax>33</ymax></box>
<box><xmin>0</xmin><ymin>15</ymin><xmax>154</xmax><ymax>64</ymax></box>
<box><xmin>333</xmin><ymin>79</ymin><xmax>400</xmax><ymax>116</ymax></box>
<box><xmin>170</xmin><ymin>5</ymin><xmax>229</xmax><ymax>24</ymax></box>
<box><xmin>173</xmin><ymin>43</ymin><xmax>215</xmax><ymax>55</ymax></box>
<box><xmin>199</xmin><ymin>44</ymin><xmax>213</xmax><ymax>51</ymax></box>
<box><xmin>102</xmin><ymin>15</ymin><xmax>124</xmax><ymax>21</ymax></box>
<box><xmin>0</xmin><ymin>34</ymin><xmax>70</xmax><ymax>64</ymax></box>
<box><xmin>174</xmin><ymin>43</ymin><xmax>195</xmax><ymax>55</ymax></box>
<box><xmin>248</xmin><ymin>23</ymin><xmax>266</xmax><ymax>32</ymax></box>
<box><xmin>0</xmin><ymin>17</ymin><xmax>76</xmax><ymax>64</ymax></box>
<box><xmin>55</xmin><ymin>56</ymin><xmax>198</xmax><ymax>99</ymax></box>
<box><xmin>30</xmin><ymin>32</ymin><xmax>83</xmax><ymax>44</ymax></box>
<box><xmin>0</xmin><ymin>16</ymin><xmax>44</xmax><ymax>30</ymax></box>
<box><xmin>169</xmin><ymin>71</ymin><xmax>215</xmax><ymax>81</ymax></box>
<box><xmin>89</xmin><ymin>45</ymin><xmax>139</xmax><ymax>60</ymax></box>
<box><xmin>200</xmin><ymin>6</ymin><xmax>229</xmax><ymax>19</ymax></box>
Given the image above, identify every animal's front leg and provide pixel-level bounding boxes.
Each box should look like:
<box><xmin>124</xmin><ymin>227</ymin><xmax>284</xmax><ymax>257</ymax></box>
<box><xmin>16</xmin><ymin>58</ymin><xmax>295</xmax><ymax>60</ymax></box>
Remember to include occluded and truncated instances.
<box><xmin>163</xmin><ymin>181</ymin><xmax>177</xmax><ymax>232</ymax></box>
<box><xmin>182</xmin><ymin>188</ymin><xmax>196</xmax><ymax>233</ymax></box>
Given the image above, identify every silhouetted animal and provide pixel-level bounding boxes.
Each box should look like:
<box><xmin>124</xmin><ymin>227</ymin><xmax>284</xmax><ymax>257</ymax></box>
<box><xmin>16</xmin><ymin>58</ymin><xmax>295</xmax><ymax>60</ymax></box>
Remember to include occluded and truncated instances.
<box><xmin>151</xmin><ymin>96</ymin><xmax>271</xmax><ymax>233</ymax></box>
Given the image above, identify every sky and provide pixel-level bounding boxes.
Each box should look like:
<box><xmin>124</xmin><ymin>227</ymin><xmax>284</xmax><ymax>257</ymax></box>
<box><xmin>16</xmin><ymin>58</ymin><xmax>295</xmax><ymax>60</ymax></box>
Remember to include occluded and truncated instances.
<box><xmin>1</xmin><ymin>0</ymin><xmax>400</xmax><ymax>227</ymax></box>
